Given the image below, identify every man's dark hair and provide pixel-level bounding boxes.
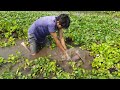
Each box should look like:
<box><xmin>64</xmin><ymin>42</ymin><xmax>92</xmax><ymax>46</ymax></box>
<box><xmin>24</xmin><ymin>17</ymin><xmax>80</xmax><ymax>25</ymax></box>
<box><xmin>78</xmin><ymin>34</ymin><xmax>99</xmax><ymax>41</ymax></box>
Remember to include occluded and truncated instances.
<box><xmin>56</xmin><ymin>14</ymin><xmax>70</xmax><ymax>29</ymax></box>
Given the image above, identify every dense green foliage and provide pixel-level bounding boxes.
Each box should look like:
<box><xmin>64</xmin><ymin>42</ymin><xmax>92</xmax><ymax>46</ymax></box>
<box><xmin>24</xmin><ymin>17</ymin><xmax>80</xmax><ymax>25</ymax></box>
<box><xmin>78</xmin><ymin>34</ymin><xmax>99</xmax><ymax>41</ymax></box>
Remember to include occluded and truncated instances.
<box><xmin>0</xmin><ymin>11</ymin><xmax>120</xmax><ymax>79</ymax></box>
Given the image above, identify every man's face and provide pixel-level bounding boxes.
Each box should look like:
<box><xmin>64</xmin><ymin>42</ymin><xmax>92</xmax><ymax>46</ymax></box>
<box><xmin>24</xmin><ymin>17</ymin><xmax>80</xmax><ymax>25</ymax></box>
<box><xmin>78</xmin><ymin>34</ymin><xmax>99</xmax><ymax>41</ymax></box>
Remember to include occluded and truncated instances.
<box><xmin>57</xmin><ymin>21</ymin><xmax>62</xmax><ymax>29</ymax></box>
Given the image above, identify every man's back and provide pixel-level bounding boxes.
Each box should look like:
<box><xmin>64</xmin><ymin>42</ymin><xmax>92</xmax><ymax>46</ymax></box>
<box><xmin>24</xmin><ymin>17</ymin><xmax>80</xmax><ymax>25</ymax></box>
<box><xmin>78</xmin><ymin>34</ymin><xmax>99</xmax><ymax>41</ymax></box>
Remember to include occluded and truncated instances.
<box><xmin>28</xmin><ymin>16</ymin><xmax>57</xmax><ymax>42</ymax></box>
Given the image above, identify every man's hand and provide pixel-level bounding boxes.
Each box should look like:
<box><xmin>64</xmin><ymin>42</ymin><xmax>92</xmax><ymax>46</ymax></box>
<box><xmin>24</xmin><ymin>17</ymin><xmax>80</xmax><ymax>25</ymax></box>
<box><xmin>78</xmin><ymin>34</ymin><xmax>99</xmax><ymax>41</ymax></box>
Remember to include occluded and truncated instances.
<box><xmin>62</xmin><ymin>50</ymin><xmax>71</xmax><ymax>61</ymax></box>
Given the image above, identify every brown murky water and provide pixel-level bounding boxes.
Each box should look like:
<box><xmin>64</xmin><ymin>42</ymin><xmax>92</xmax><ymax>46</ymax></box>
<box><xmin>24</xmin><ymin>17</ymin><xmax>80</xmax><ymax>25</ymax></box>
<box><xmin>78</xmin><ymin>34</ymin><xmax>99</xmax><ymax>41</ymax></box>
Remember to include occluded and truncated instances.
<box><xmin>0</xmin><ymin>40</ymin><xmax>94</xmax><ymax>74</ymax></box>
<box><xmin>0</xmin><ymin>40</ymin><xmax>29</xmax><ymax>59</ymax></box>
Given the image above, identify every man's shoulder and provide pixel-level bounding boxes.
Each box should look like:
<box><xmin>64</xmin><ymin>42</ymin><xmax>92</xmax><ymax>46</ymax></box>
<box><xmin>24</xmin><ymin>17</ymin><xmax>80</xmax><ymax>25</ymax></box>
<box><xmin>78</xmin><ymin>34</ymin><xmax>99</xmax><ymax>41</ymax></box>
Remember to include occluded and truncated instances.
<box><xmin>35</xmin><ymin>16</ymin><xmax>57</xmax><ymax>27</ymax></box>
<box><xmin>38</xmin><ymin>16</ymin><xmax>56</xmax><ymax>20</ymax></box>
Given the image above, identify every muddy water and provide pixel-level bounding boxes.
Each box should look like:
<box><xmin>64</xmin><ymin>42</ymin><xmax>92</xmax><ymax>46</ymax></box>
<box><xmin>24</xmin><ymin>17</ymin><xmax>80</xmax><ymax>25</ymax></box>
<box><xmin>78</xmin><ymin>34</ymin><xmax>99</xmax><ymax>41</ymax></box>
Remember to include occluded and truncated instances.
<box><xmin>0</xmin><ymin>40</ymin><xmax>29</xmax><ymax>59</ymax></box>
<box><xmin>67</xmin><ymin>47</ymin><xmax>94</xmax><ymax>70</ymax></box>
<box><xmin>0</xmin><ymin>40</ymin><xmax>94</xmax><ymax>74</ymax></box>
<box><xmin>0</xmin><ymin>40</ymin><xmax>61</xmax><ymax>60</ymax></box>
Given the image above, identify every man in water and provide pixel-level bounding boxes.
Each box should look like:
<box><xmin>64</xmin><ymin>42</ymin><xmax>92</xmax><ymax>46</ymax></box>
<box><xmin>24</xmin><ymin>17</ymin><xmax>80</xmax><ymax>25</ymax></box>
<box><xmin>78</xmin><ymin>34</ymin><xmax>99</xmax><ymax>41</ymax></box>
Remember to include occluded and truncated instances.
<box><xmin>21</xmin><ymin>14</ymin><xmax>71</xmax><ymax>60</ymax></box>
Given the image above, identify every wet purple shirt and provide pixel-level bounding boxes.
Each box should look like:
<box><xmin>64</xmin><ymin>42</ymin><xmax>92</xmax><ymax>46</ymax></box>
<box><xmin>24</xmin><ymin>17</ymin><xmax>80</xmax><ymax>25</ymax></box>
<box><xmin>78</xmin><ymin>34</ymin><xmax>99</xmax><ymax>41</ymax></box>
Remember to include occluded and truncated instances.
<box><xmin>28</xmin><ymin>16</ymin><xmax>57</xmax><ymax>42</ymax></box>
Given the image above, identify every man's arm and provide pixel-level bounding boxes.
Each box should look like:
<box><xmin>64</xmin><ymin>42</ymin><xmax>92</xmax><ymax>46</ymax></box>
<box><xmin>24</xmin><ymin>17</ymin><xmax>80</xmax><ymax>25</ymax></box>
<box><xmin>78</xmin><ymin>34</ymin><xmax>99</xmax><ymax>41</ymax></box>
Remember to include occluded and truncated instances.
<box><xmin>50</xmin><ymin>31</ymin><xmax>71</xmax><ymax>60</ymax></box>
<box><xmin>50</xmin><ymin>32</ymin><xmax>66</xmax><ymax>54</ymax></box>
<box><xmin>58</xmin><ymin>29</ymin><xmax>71</xmax><ymax>60</ymax></box>
<box><xmin>58</xmin><ymin>29</ymin><xmax>67</xmax><ymax>50</ymax></box>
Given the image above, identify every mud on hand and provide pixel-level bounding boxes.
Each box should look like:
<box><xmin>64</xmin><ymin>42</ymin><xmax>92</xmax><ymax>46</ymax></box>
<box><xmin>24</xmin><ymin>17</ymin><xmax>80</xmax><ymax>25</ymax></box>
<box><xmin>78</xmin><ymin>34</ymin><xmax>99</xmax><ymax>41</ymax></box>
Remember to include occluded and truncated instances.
<box><xmin>61</xmin><ymin>50</ymin><xmax>71</xmax><ymax>61</ymax></box>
